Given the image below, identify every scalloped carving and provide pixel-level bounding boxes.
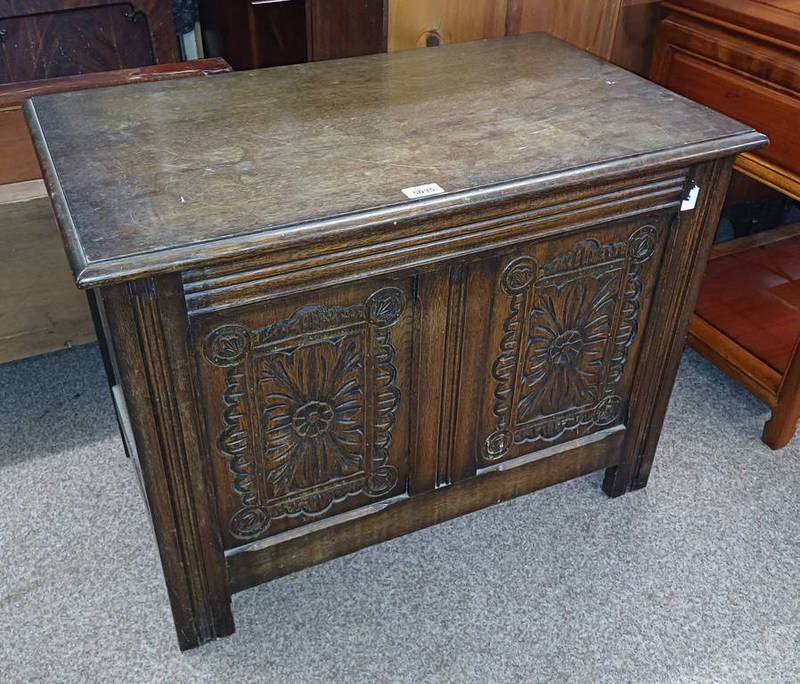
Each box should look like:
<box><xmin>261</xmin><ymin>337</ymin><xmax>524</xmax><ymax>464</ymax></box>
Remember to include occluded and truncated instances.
<box><xmin>485</xmin><ymin>225</ymin><xmax>658</xmax><ymax>461</ymax></box>
<box><xmin>211</xmin><ymin>287</ymin><xmax>405</xmax><ymax>540</ymax></box>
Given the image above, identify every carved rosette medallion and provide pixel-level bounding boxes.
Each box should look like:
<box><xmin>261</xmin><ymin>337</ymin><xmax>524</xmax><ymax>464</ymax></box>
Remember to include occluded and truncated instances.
<box><xmin>485</xmin><ymin>225</ymin><xmax>659</xmax><ymax>461</ymax></box>
<box><xmin>205</xmin><ymin>287</ymin><xmax>406</xmax><ymax>540</ymax></box>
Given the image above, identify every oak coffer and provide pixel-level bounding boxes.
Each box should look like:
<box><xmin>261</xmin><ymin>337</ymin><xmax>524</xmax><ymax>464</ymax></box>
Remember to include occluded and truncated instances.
<box><xmin>24</xmin><ymin>34</ymin><xmax>766</xmax><ymax>650</ymax></box>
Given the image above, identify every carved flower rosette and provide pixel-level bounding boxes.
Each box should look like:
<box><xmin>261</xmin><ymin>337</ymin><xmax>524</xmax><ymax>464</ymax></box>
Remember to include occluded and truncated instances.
<box><xmin>485</xmin><ymin>225</ymin><xmax>658</xmax><ymax>462</ymax></box>
<box><xmin>205</xmin><ymin>287</ymin><xmax>406</xmax><ymax>541</ymax></box>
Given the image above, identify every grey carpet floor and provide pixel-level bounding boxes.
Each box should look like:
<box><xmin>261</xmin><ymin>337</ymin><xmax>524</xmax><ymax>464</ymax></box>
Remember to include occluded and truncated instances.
<box><xmin>0</xmin><ymin>344</ymin><xmax>797</xmax><ymax>683</ymax></box>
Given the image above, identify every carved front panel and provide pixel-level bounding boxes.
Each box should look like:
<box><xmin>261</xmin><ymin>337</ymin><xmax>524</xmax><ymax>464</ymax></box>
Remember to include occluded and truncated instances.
<box><xmin>480</xmin><ymin>219</ymin><xmax>667</xmax><ymax>466</ymax></box>
<box><xmin>195</xmin><ymin>282</ymin><xmax>411</xmax><ymax>547</ymax></box>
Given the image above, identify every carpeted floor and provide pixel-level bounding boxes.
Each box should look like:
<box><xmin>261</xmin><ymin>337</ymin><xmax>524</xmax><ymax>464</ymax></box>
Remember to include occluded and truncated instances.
<box><xmin>0</xmin><ymin>343</ymin><xmax>797</xmax><ymax>683</ymax></box>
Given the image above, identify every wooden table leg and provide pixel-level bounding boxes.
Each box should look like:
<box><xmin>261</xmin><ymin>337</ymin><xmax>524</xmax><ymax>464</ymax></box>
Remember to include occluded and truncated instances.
<box><xmin>763</xmin><ymin>334</ymin><xmax>800</xmax><ymax>448</ymax></box>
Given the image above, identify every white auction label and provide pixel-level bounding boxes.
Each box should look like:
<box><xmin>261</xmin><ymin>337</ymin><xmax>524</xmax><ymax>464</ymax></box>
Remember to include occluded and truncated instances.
<box><xmin>681</xmin><ymin>184</ymin><xmax>700</xmax><ymax>212</ymax></box>
<box><xmin>401</xmin><ymin>183</ymin><xmax>445</xmax><ymax>199</ymax></box>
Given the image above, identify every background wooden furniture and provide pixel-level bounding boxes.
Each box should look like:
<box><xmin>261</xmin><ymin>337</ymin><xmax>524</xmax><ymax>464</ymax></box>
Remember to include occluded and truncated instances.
<box><xmin>27</xmin><ymin>34</ymin><xmax>763</xmax><ymax>649</ymax></box>
<box><xmin>0</xmin><ymin>0</ymin><xmax>179</xmax><ymax>83</ymax></box>
<box><xmin>388</xmin><ymin>0</ymin><xmax>660</xmax><ymax>74</ymax></box>
<box><xmin>650</xmin><ymin>0</ymin><xmax>800</xmax><ymax>447</ymax></box>
<box><xmin>198</xmin><ymin>0</ymin><xmax>388</xmax><ymax>69</ymax></box>
<box><xmin>388</xmin><ymin>0</ymin><xmax>664</xmax><ymax>76</ymax></box>
<box><xmin>199</xmin><ymin>0</ymin><xmax>662</xmax><ymax>76</ymax></box>
<box><xmin>0</xmin><ymin>0</ymin><xmax>184</xmax><ymax>363</ymax></box>
<box><xmin>0</xmin><ymin>59</ymin><xmax>231</xmax><ymax>364</ymax></box>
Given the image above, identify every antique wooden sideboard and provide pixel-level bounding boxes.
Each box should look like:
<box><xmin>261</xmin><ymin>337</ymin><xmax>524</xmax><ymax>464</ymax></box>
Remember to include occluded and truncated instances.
<box><xmin>650</xmin><ymin>0</ymin><xmax>800</xmax><ymax>448</ymax></box>
<box><xmin>25</xmin><ymin>35</ymin><xmax>765</xmax><ymax>649</ymax></box>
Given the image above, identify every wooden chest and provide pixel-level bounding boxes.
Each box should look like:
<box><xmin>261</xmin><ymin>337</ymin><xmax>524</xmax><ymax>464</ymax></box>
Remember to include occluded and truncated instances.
<box><xmin>25</xmin><ymin>34</ymin><xmax>765</xmax><ymax>649</ymax></box>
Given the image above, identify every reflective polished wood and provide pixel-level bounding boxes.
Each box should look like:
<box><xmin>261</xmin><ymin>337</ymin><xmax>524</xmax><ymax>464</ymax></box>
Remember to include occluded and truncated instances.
<box><xmin>651</xmin><ymin>0</ymin><xmax>800</xmax><ymax>447</ymax></box>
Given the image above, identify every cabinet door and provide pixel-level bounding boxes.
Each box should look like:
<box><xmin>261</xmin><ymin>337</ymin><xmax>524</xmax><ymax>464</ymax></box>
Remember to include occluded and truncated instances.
<box><xmin>192</xmin><ymin>277</ymin><xmax>413</xmax><ymax>549</ymax></box>
<box><xmin>457</xmin><ymin>212</ymin><xmax>673</xmax><ymax>474</ymax></box>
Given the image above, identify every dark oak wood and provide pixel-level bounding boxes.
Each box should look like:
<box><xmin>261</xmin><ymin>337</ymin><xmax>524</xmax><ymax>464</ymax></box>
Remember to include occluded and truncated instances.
<box><xmin>651</xmin><ymin>0</ymin><xmax>800</xmax><ymax>448</ymax></box>
<box><xmin>0</xmin><ymin>0</ymin><xmax>179</xmax><ymax>84</ymax></box>
<box><xmin>625</xmin><ymin>157</ymin><xmax>736</xmax><ymax>490</ymax></box>
<box><xmin>0</xmin><ymin>59</ymin><xmax>232</xmax><ymax>364</ymax></box>
<box><xmin>98</xmin><ymin>276</ymin><xmax>234</xmax><ymax>650</ymax></box>
<box><xmin>228</xmin><ymin>427</ymin><xmax>626</xmax><ymax>592</ymax></box>
<box><xmin>25</xmin><ymin>35</ymin><xmax>762</xmax><ymax>288</ymax></box>
<box><xmin>27</xmin><ymin>34</ymin><xmax>765</xmax><ymax>649</ymax></box>
<box><xmin>0</xmin><ymin>58</ymin><xmax>231</xmax><ymax>187</ymax></box>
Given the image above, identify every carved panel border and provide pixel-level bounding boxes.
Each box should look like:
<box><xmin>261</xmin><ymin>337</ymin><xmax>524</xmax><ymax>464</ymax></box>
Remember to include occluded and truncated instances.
<box><xmin>204</xmin><ymin>287</ymin><xmax>405</xmax><ymax>540</ymax></box>
<box><xmin>484</xmin><ymin>225</ymin><xmax>658</xmax><ymax>461</ymax></box>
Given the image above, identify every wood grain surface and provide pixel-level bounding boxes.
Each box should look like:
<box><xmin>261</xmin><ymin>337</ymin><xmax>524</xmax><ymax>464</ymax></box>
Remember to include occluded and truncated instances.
<box><xmin>387</xmin><ymin>0</ymin><xmax>506</xmax><ymax>50</ymax></box>
<box><xmin>0</xmin><ymin>0</ymin><xmax>179</xmax><ymax>83</ymax></box>
<box><xmin>506</xmin><ymin>0</ymin><xmax>624</xmax><ymax>58</ymax></box>
<box><xmin>662</xmin><ymin>0</ymin><xmax>800</xmax><ymax>48</ymax></box>
<box><xmin>26</xmin><ymin>34</ymin><xmax>763</xmax><ymax>288</ymax></box>
<box><xmin>388</xmin><ymin>0</ymin><xmax>658</xmax><ymax>73</ymax></box>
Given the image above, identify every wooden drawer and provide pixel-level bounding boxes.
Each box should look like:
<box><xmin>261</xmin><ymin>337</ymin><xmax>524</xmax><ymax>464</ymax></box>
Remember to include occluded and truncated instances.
<box><xmin>652</xmin><ymin>19</ymin><xmax>800</xmax><ymax>178</ymax></box>
<box><xmin>650</xmin><ymin>5</ymin><xmax>800</xmax><ymax>196</ymax></box>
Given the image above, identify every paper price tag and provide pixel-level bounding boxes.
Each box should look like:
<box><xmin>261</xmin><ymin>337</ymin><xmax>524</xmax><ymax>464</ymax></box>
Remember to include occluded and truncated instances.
<box><xmin>401</xmin><ymin>183</ymin><xmax>445</xmax><ymax>199</ymax></box>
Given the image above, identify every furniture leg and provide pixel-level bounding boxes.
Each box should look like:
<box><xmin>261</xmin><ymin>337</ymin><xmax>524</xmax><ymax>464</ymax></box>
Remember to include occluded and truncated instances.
<box><xmin>762</xmin><ymin>334</ymin><xmax>800</xmax><ymax>448</ymax></box>
<box><xmin>98</xmin><ymin>276</ymin><xmax>234</xmax><ymax>650</ymax></box>
<box><xmin>602</xmin><ymin>462</ymin><xmax>633</xmax><ymax>498</ymax></box>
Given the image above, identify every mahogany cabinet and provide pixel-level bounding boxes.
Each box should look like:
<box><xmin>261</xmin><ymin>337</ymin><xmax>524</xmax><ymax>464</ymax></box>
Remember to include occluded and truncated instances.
<box><xmin>25</xmin><ymin>34</ymin><xmax>764</xmax><ymax>649</ymax></box>
<box><xmin>0</xmin><ymin>0</ymin><xmax>179</xmax><ymax>84</ymax></box>
<box><xmin>650</xmin><ymin>0</ymin><xmax>800</xmax><ymax>447</ymax></box>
